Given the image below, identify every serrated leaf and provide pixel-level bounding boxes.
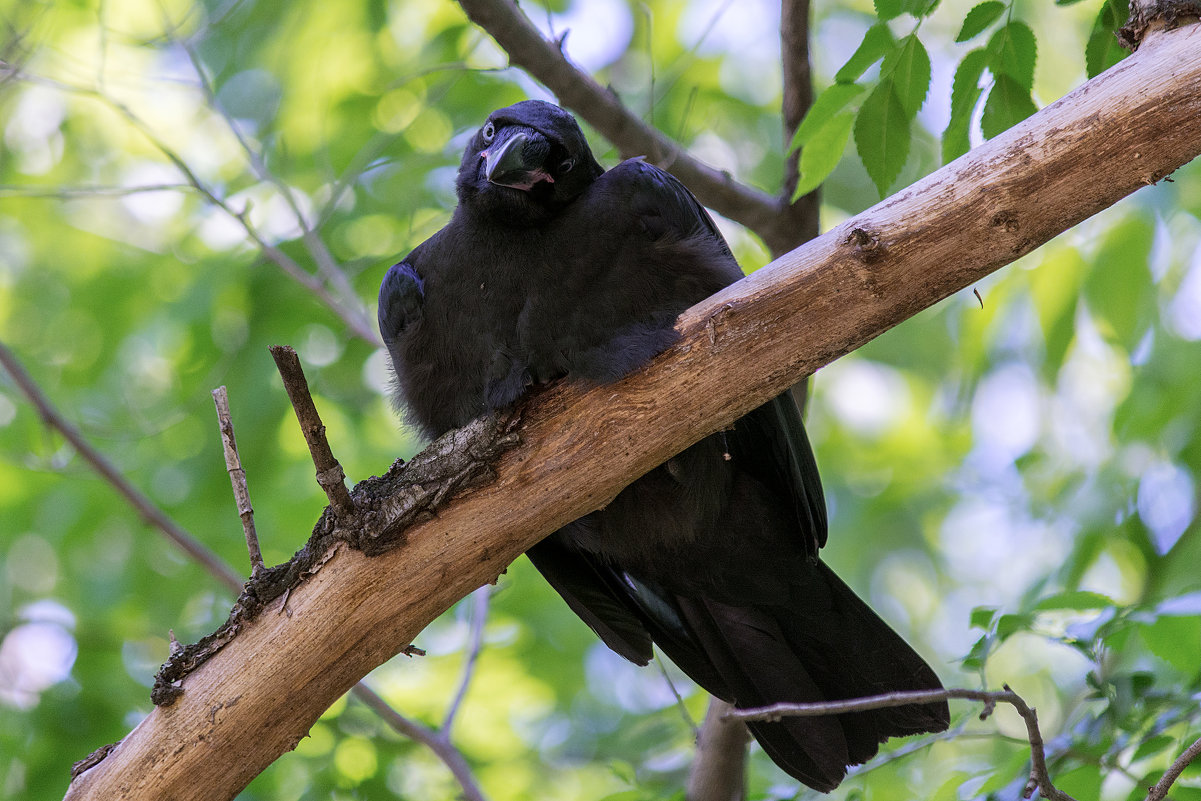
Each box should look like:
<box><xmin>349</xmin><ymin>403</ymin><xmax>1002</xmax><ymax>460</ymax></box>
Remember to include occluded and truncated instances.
<box><xmin>789</xmin><ymin>83</ymin><xmax>865</xmax><ymax>152</ymax></box>
<box><xmin>980</xmin><ymin>74</ymin><xmax>1038</xmax><ymax>139</ymax></box>
<box><xmin>957</xmin><ymin>1</ymin><xmax>1005</xmax><ymax>42</ymax></box>
<box><xmin>942</xmin><ymin>48</ymin><xmax>988</xmax><ymax>161</ymax></box>
<box><xmin>835</xmin><ymin>24</ymin><xmax>896</xmax><ymax>84</ymax></box>
<box><xmin>793</xmin><ymin>111</ymin><xmax>855</xmax><ymax>199</ymax></box>
<box><xmin>875</xmin><ymin>0</ymin><xmax>905</xmax><ymax>20</ymax></box>
<box><xmin>881</xmin><ymin>35</ymin><xmax>931</xmax><ymax>118</ymax></box>
<box><xmin>904</xmin><ymin>0</ymin><xmax>942</xmax><ymax>16</ymax></box>
<box><xmin>1086</xmin><ymin>27</ymin><xmax>1128</xmax><ymax>78</ymax></box>
<box><xmin>1035</xmin><ymin>591</ymin><xmax>1118</xmax><ymax>611</ymax></box>
<box><xmin>987</xmin><ymin>21</ymin><xmax>1038</xmax><ymax>90</ymax></box>
<box><xmin>1097</xmin><ymin>0</ymin><xmax>1129</xmax><ymax>25</ymax></box>
<box><xmin>854</xmin><ymin>81</ymin><xmax>910</xmax><ymax>196</ymax></box>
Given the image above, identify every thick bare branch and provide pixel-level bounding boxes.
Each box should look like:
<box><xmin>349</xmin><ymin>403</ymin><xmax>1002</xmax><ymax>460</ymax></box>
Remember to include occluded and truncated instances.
<box><xmin>454</xmin><ymin>0</ymin><xmax>804</xmax><ymax>254</ymax></box>
<box><xmin>686</xmin><ymin>699</ymin><xmax>748</xmax><ymax>801</ymax></box>
<box><xmin>61</xmin><ymin>22</ymin><xmax>1201</xmax><ymax>801</ymax></box>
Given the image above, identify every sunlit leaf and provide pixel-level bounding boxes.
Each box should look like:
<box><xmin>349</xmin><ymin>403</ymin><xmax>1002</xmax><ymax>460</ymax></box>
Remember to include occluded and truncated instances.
<box><xmin>835</xmin><ymin>24</ymin><xmax>897</xmax><ymax>84</ymax></box>
<box><xmin>854</xmin><ymin>82</ymin><xmax>910</xmax><ymax>196</ymax></box>
<box><xmin>987</xmin><ymin>21</ymin><xmax>1038</xmax><ymax>90</ymax></box>
<box><xmin>793</xmin><ymin>111</ymin><xmax>855</xmax><ymax>199</ymax></box>
<box><xmin>789</xmin><ymin>83</ymin><xmax>865</xmax><ymax>152</ymax></box>
<box><xmin>980</xmin><ymin>74</ymin><xmax>1038</xmax><ymax>139</ymax></box>
<box><xmin>881</xmin><ymin>35</ymin><xmax>931</xmax><ymax>118</ymax></box>
<box><xmin>956</xmin><ymin>1</ymin><xmax>1006</xmax><ymax>42</ymax></box>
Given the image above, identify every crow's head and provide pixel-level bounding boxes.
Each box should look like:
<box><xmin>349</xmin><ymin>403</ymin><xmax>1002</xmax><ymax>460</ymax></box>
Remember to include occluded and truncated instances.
<box><xmin>456</xmin><ymin>100</ymin><xmax>604</xmax><ymax>226</ymax></box>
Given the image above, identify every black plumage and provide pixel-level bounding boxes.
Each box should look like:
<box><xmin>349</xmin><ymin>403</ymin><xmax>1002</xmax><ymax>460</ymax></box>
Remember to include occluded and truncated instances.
<box><xmin>379</xmin><ymin>100</ymin><xmax>949</xmax><ymax>791</ymax></box>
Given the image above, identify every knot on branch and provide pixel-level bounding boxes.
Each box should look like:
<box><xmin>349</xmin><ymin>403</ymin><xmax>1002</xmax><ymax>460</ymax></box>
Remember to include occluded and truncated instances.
<box><xmin>1118</xmin><ymin>0</ymin><xmax>1201</xmax><ymax>50</ymax></box>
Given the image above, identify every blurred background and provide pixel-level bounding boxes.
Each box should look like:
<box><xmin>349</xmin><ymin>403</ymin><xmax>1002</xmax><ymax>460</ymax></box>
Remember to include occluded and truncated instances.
<box><xmin>1</xmin><ymin>0</ymin><xmax>1199</xmax><ymax>799</ymax></box>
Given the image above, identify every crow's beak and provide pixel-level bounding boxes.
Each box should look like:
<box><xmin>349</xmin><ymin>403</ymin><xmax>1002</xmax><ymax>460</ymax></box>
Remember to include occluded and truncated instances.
<box><xmin>484</xmin><ymin>132</ymin><xmax>554</xmax><ymax>191</ymax></box>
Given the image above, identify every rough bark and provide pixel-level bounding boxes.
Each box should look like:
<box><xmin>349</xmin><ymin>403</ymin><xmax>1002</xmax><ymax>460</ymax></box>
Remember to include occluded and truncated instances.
<box><xmin>62</xmin><ymin>22</ymin><xmax>1201</xmax><ymax>801</ymax></box>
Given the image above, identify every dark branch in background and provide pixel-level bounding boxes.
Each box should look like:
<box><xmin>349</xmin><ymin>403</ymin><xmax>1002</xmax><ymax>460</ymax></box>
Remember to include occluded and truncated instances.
<box><xmin>730</xmin><ymin>687</ymin><xmax>1080</xmax><ymax>801</ymax></box>
<box><xmin>212</xmin><ymin>386</ymin><xmax>263</xmax><ymax>577</ymax></box>
<box><xmin>0</xmin><ymin>339</ymin><xmax>489</xmax><ymax>800</ymax></box>
<box><xmin>454</xmin><ymin>0</ymin><xmax>809</xmax><ymax>256</ymax></box>
<box><xmin>0</xmin><ymin>339</ymin><xmax>245</xmax><ymax>591</ymax></box>
<box><xmin>269</xmin><ymin>345</ymin><xmax>355</xmax><ymax>514</ymax></box>
<box><xmin>777</xmin><ymin>0</ymin><xmax>818</xmax><ymax>256</ymax></box>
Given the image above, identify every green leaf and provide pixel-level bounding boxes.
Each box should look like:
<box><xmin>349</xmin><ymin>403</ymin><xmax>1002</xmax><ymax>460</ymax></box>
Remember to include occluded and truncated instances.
<box><xmin>1082</xmin><ymin>215</ymin><xmax>1155</xmax><ymax>349</ymax></box>
<box><xmin>1140</xmin><ymin>615</ymin><xmax>1201</xmax><ymax>674</ymax></box>
<box><xmin>980</xmin><ymin>74</ymin><xmax>1038</xmax><ymax>139</ymax></box>
<box><xmin>1056</xmin><ymin>764</ymin><xmax>1104</xmax><ymax>799</ymax></box>
<box><xmin>793</xmin><ymin>111</ymin><xmax>855</xmax><ymax>199</ymax></box>
<box><xmin>1131</xmin><ymin>734</ymin><xmax>1178</xmax><ymax>763</ymax></box>
<box><xmin>789</xmin><ymin>83</ymin><xmax>866</xmax><ymax>152</ymax></box>
<box><xmin>1086</xmin><ymin>27</ymin><xmax>1128</xmax><ymax>78</ymax></box>
<box><xmin>854</xmin><ymin>81</ymin><xmax>911</xmax><ymax>196</ymax></box>
<box><xmin>835</xmin><ymin>24</ymin><xmax>897</xmax><ymax>84</ymax></box>
<box><xmin>987</xmin><ymin>21</ymin><xmax>1038</xmax><ymax>90</ymax></box>
<box><xmin>875</xmin><ymin>0</ymin><xmax>905</xmax><ymax>20</ymax></box>
<box><xmin>970</xmin><ymin>606</ymin><xmax>998</xmax><ymax>629</ymax></box>
<box><xmin>956</xmin><ymin>1</ymin><xmax>1006</xmax><ymax>42</ymax></box>
<box><xmin>996</xmin><ymin>612</ymin><xmax>1034</xmax><ymax>638</ymax></box>
<box><xmin>942</xmin><ymin>48</ymin><xmax>989</xmax><ymax>161</ymax></box>
<box><xmin>881</xmin><ymin>35</ymin><xmax>932</xmax><ymax>118</ymax></box>
<box><xmin>1035</xmin><ymin>591</ymin><xmax>1118</xmax><ymax>611</ymax></box>
<box><xmin>904</xmin><ymin>0</ymin><xmax>942</xmax><ymax>16</ymax></box>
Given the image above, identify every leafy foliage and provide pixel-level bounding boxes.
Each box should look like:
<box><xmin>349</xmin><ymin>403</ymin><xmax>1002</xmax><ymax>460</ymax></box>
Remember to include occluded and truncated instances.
<box><xmin>1</xmin><ymin>1</ymin><xmax>1198</xmax><ymax>800</ymax></box>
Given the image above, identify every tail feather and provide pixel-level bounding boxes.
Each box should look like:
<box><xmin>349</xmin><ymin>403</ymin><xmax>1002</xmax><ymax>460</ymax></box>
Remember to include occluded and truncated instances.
<box><xmin>669</xmin><ymin>562</ymin><xmax>949</xmax><ymax>790</ymax></box>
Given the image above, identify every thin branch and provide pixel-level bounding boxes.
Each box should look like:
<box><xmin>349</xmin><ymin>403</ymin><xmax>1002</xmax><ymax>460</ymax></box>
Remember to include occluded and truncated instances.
<box><xmin>268</xmin><ymin>345</ymin><xmax>355</xmax><ymax>514</ymax></box>
<box><xmin>442</xmin><ymin>585</ymin><xmax>491</xmax><ymax>736</ymax></box>
<box><xmin>351</xmin><ymin>683</ymin><xmax>489</xmax><ymax>801</ymax></box>
<box><xmin>0</xmin><ymin>339</ymin><xmax>246</xmax><ymax>593</ymax></box>
<box><xmin>0</xmin><ymin>63</ymin><xmax>380</xmax><ymax>345</ymax></box>
<box><xmin>454</xmin><ymin>0</ymin><xmax>803</xmax><ymax>255</ymax></box>
<box><xmin>729</xmin><ymin>686</ymin><xmax>1078</xmax><ymax>801</ymax></box>
<box><xmin>170</xmin><ymin>25</ymin><xmax>370</xmax><ymax>334</ymax></box>
<box><xmin>0</xmin><ymin>182</ymin><xmax>197</xmax><ymax>198</ymax></box>
<box><xmin>776</xmin><ymin>0</ymin><xmax>819</xmax><ymax>257</ymax></box>
<box><xmin>0</xmin><ymin>337</ymin><xmax>488</xmax><ymax>800</ymax></box>
<box><xmin>211</xmin><ymin>386</ymin><xmax>263</xmax><ymax>577</ymax></box>
<box><xmin>1145</xmin><ymin>734</ymin><xmax>1201</xmax><ymax>801</ymax></box>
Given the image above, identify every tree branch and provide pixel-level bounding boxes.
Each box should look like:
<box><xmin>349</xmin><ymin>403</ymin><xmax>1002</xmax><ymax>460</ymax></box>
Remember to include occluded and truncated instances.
<box><xmin>0</xmin><ymin>340</ymin><xmax>489</xmax><ymax>799</ymax></box>
<box><xmin>61</xmin><ymin>21</ymin><xmax>1201</xmax><ymax>801</ymax></box>
<box><xmin>0</xmin><ymin>340</ymin><xmax>246</xmax><ymax>592</ymax></box>
<box><xmin>454</xmin><ymin>0</ymin><xmax>803</xmax><ymax>255</ymax></box>
<box><xmin>686</xmin><ymin>699</ymin><xmax>748</xmax><ymax>801</ymax></box>
<box><xmin>728</xmin><ymin>686</ymin><xmax>1076</xmax><ymax>801</ymax></box>
<box><xmin>212</xmin><ymin>386</ymin><xmax>264</xmax><ymax>577</ymax></box>
<box><xmin>1145</xmin><ymin>733</ymin><xmax>1201</xmax><ymax>801</ymax></box>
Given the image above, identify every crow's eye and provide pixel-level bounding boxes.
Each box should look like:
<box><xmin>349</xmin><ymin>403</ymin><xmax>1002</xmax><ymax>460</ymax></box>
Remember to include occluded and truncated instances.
<box><xmin>560</xmin><ymin>158</ymin><xmax>575</xmax><ymax>174</ymax></box>
<box><xmin>482</xmin><ymin>122</ymin><xmax>496</xmax><ymax>143</ymax></box>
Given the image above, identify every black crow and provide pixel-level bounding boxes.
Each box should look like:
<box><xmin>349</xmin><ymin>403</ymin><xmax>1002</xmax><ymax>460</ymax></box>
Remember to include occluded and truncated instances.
<box><xmin>378</xmin><ymin>99</ymin><xmax>949</xmax><ymax>791</ymax></box>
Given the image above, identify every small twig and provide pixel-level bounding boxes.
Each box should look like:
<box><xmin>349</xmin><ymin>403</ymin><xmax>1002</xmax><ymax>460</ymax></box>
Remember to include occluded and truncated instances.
<box><xmin>729</xmin><ymin>686</ymin><xmax>1078</xmax><ymax>801</ymax></box>
<box><xmin>211</xmin><ymin>386</ymin><xmax>263</xmax><ymax>577</ymax></box>
<box><xmin>0</xmin><ymin>339</ymin><xmax>245</xmax><ymax>593</ymax></box>
<box><xmin>443</xmin><ymin>586</ymin><xmax>491</xmax><ymax>735</ymax></box>
<box><xmin>2</xmin><ymin>339</ymin><xmax>486</xmax><ymax>795</ymax></box>
<box><xmin>351</xmin><ymin>683</ymin><xmax>489</xmax><ymax>801</ymax></box>
<box><xmin>1145</xmin><ymin>733</ymin><xmax>1201</xmax><ymax>801</ymax></box>
<box><xmin>268</xmin><ymin>345</ymin><xmax>355</xmax><ymax>515</ymax></box>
